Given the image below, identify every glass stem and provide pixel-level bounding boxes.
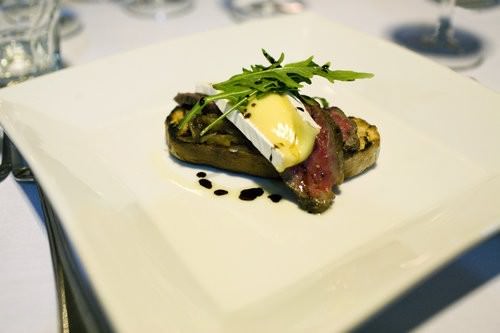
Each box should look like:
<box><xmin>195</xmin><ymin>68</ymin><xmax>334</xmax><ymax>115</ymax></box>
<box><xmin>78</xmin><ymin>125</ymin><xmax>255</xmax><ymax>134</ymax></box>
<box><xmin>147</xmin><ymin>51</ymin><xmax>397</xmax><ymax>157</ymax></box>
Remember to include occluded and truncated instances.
<box><xmin>436</xmin><ymin>0</ymin><xmax>457</xmax><ymax>45</ymax></box>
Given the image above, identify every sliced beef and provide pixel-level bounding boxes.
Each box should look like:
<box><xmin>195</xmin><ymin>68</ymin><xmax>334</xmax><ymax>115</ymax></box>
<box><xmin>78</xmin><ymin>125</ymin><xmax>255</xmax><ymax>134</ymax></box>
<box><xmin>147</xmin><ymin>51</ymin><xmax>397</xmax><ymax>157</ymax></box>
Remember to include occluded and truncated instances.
<box><xmin>325</xmin><ymin>106</ymin><xmax>360</xmax><ymax>152</ymax></box>
<box><xmin>281</xmin><ymin>104</ymin><xmax>344</xmax><ymax>214</ymax></box>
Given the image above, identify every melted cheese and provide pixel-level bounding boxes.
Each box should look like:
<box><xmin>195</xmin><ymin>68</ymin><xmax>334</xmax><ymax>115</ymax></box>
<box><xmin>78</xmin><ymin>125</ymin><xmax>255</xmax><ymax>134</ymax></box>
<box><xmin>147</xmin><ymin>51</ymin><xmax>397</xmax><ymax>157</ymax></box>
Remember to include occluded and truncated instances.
<box><xmin>244</xmin><ymin>94</ymin><xmax>320</xmax><ymax>171</ymax></box>
<box><xmin>196</xmin><ymin>84</ymin><xmax>320</xmax><ymax>172</ymax></box>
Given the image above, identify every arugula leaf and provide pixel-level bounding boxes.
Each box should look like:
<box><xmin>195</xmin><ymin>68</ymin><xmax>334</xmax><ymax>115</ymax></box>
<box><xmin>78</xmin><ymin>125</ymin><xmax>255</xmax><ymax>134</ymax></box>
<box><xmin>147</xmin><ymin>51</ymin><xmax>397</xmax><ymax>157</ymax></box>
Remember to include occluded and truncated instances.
<box><xmin>177</xmin><ymin>50</ymin><xmax>373</xmax><ymax>132</ymax></box>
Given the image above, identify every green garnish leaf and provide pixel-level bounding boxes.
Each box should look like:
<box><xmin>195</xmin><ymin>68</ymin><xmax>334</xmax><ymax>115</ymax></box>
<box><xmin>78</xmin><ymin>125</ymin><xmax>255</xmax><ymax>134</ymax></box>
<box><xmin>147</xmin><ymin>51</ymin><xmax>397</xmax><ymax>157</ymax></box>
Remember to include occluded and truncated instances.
<box><xmin>177</xmin><ymin>49</ymin><xmax>373</xmax><ymax>132</ymax></box>
<box><xmin>313</xmin><ymin>96</ymin><xmax>330</xmax><ymax>108</ymax></box>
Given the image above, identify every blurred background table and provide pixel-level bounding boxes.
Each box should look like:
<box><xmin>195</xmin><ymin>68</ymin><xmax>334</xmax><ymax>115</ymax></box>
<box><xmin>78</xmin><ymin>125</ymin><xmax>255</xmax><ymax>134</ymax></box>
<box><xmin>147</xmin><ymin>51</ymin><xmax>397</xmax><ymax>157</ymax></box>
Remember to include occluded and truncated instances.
<box><xmin>1</xmin><ymin>1</ymin><xmax>499</xmax><ymax>332</ymax></box>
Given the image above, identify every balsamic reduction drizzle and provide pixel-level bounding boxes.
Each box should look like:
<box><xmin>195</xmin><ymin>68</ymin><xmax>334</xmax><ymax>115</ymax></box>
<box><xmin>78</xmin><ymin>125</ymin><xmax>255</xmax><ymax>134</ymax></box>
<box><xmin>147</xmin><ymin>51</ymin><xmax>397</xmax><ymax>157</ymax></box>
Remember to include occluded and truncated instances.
<box><xmin>214</xmin><ymin>189</ymin><xmax>228</xmax><ymax>196</ymax></box>
<box><xmin>198</xmin><ymin>178</ymin><xmax>212</xmax><ymax>189</ymax></box>
<box><xmin>239</xmin><ymin>188</ymin><xmax>264</xmax><ymax>201</ymax></box>
<box><xmin>195</xmin><ymin>172</ymin><xmax>281</xmax><ymax>203</ymax></box>
<box><xmin>268</xmin><ymin>194</ymin><xmax>282</xmax><ymax>203</ymax></box>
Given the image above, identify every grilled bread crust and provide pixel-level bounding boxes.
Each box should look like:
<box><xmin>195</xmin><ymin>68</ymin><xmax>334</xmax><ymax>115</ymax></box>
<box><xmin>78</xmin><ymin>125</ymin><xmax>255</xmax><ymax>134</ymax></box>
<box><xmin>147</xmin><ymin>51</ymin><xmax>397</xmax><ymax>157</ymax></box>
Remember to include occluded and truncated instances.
<box><xmin>343</xmin><ymin>117</ymin><xmax>380</xmax><ymax>179</ymax></box>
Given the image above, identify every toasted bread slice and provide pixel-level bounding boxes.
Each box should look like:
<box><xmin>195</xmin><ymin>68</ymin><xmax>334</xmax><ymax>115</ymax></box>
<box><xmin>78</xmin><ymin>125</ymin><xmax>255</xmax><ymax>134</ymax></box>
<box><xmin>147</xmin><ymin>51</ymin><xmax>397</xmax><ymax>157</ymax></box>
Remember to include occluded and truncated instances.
<box><xmin>165</xmin><ymin>107</ymin><xmax>379</xmax><ymax>180</ymax></box>
<box><xmin>343</xmin><ymin>117</ymin><xmax>380</xmax><ymax>179</ymax></box>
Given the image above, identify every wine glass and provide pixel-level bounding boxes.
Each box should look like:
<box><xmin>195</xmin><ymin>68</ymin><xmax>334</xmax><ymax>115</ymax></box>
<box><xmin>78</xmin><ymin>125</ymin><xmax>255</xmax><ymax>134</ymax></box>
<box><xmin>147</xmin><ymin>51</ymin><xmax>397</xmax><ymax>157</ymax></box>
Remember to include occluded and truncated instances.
<box><xmin>390</xmin><ymin>0</ymin><xmax>484</xmax><ymax>70</ymax></box>
<box><xmin>59</xmin><ymin>7</ymin><xmax>83</xmax><ymax>39</ymax></box>
<box><xmin>454</xmin><ymin>0</ymin><xmax>499</xmax><ymax>9</ymax></box>
<box><xmin>122</xmin><ymin>0</ymin><xmax>193</xmax><ymax>20</ymax></box>
<box><xmin>224</xmin><ymin>0</ymin><xmax>306</xmax><ymax>21</ymax></box>
<box><xmin>1</xmin><ymin>0</ymin><xmax>63</xmax><ymax>181</ymax></box>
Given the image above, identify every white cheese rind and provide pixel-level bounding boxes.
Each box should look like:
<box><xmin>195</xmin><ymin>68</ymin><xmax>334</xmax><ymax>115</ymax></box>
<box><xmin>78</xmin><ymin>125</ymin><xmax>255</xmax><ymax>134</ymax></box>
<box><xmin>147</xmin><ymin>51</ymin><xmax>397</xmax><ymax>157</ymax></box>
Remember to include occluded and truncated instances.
<box><xmin>226</xmin><ymin>105</ymin><xmax>285</xmax><ymax>170</ymax></box>
<box><xmin>196</xmin><ymin>83</ymin><xmax>320</xmax><ymax>172</ymax></box>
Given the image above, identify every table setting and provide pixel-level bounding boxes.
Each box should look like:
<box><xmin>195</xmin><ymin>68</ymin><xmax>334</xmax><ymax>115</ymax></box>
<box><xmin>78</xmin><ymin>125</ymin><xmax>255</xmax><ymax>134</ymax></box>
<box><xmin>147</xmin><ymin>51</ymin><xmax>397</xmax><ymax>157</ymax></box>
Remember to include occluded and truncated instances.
<box><xmin>1</xmin><ymin>1</ymin><xmax>499</xmax><ymax>332</ymax></box>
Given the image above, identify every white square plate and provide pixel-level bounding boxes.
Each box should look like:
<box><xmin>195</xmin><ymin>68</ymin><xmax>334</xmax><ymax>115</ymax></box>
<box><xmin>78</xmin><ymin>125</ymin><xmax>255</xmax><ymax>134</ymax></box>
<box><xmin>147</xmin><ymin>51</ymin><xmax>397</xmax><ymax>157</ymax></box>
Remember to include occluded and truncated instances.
<box><xmin>1</xmin><ymin>12</ymin><xmax>499</xmax><ymax>333</ymax></box>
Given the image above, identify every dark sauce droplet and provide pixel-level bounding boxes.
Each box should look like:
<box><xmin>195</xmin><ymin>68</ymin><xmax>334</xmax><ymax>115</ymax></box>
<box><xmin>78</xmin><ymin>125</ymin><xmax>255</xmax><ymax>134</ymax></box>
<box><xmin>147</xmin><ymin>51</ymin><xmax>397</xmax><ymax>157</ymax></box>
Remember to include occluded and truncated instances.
<box><xmin>214</xmin><ymin>189</ymin><xmax>228</xmax><ymax>196</ymax></box>
<box><xmin>198</xmin><ymin>178</ymin><xmax>212</xmax><ymax>189</ymax></box>
<box><xmin>268</xmin><ymin>194</ymin><xmax>282</xmax><ymax>203</ymax></box>
<box><xmin>244</xmin><ymin>113</ymin><xmax>252</xmax><ymax>119</ymax></box>
<box><xmin>239</xmin><ymin>187</ymin><xmax>264</xmax><ymax>201</ymax></box>
<box><xmin>196</xmin><ymin>171</ymin><xmax>207</xmax><ymax>178</ymax></box>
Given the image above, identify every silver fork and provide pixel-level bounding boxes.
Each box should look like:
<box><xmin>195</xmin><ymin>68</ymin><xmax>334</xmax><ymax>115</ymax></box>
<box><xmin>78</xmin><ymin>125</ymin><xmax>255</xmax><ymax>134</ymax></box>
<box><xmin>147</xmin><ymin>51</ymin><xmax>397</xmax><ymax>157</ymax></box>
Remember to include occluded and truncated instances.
<box><xmin>11</xmin><ymin>141</ymin><xmax>34</xmax><ymax>181</ymax></box>
<box><xmin>0</xmin><ymin>133</ymin><xmax>34</xmax><ymax>182</ymax></box>
<box><xmin>0</xmin><ymin>132</ymin><xmax>12</xmax><ymax>182</ymax></box>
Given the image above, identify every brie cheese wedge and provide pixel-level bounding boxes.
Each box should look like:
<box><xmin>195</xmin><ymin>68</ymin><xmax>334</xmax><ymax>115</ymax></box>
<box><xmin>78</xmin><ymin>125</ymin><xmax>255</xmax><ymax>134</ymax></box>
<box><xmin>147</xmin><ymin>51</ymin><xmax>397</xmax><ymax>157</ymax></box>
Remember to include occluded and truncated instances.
<box><xmin>197</xmin><ymin>84</ymin><xmax>321</xmax><ymax>173</ymax></box>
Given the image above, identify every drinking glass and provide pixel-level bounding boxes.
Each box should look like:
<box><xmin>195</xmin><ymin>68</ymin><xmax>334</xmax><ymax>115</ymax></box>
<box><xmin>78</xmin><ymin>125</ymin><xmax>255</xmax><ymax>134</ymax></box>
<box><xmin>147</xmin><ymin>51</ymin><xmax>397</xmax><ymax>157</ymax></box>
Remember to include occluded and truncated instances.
<box><xmin>391</xmin><ymin>0</ymin><xmax>483</xmax><ymax>70</ymax></box>
<box><xmin>1</xmin><ymin>0</ymin><xmax>62</xmax><ymax>181</ymax></box>
<box><xmin>123</xmin><ymin>0</ymin><xmax>193</xmax><ymax>20</ymax></box>
<box><xmin>224</xmin><ymin>0</ymin><xmax>306</xmax><ymax>21</ymax></box>
<box><xmin>59</xmin><ymin>6</ymin><xmax>83</xmax><ymax>39</ymax></box>
<box><xmin>1</xmin><ymin>0</ymin><xmax>62</xmax><ymax>86</ymax></box>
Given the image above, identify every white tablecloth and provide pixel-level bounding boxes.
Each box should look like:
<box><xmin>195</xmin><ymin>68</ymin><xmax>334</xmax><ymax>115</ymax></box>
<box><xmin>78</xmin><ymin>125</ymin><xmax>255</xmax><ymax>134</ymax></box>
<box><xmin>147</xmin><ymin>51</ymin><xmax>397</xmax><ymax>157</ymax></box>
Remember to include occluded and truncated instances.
<box><xmin>1</xmin><ymin>1</ymin><xmax>499</xmax><ymax>332</ymax></box>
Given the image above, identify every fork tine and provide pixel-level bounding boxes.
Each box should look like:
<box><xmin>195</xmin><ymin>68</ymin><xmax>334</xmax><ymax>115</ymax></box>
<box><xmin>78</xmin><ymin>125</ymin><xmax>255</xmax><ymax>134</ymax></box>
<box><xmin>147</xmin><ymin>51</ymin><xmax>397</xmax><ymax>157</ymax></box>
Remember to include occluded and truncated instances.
<box><xmin>0</xmin><ymin>131</ymin><xmax>12</xmax><ymax>182</ymax></box>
